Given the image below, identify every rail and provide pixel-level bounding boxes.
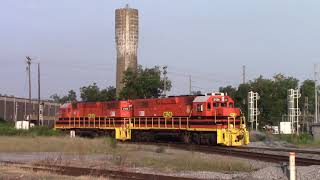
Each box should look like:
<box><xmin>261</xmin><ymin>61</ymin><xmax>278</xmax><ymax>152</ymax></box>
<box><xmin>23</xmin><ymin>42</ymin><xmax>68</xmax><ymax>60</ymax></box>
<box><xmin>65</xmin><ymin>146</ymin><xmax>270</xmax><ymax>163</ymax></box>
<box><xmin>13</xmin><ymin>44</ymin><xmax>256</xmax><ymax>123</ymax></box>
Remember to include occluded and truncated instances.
<box><xmin>0</xmin><ymin>161</ymin><xmax>195</xmax><ymax>180</ymax></box>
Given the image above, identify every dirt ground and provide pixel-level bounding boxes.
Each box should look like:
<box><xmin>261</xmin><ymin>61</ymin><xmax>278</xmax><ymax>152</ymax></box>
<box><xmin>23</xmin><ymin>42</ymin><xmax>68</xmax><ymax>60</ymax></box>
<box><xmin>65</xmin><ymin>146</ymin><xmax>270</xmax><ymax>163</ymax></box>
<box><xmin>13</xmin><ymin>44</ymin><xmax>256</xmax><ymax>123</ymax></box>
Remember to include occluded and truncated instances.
<box><xmin>0</xmin><ymin>165</ymin><xmax>108</xmax><ymax>180</ymax></box>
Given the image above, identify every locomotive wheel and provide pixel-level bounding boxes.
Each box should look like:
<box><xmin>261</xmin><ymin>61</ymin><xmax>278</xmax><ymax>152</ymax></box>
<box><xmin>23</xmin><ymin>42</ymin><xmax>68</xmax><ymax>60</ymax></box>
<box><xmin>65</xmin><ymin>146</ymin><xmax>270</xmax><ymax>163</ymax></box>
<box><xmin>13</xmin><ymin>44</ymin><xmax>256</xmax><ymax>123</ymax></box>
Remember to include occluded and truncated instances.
<box><xmin>191</xmin><ymin>133</ymin><xmax>200</xmax><ymax>145</ymax></box>
<box><xmin>209</xmin><ymin>133</ymin><xmax>217</xmax><ymax>145</ymax></box>
<box><xmin>181</xmin><ymin>132</ymin><xmax>191</xmax><ymax>144</ymax></box>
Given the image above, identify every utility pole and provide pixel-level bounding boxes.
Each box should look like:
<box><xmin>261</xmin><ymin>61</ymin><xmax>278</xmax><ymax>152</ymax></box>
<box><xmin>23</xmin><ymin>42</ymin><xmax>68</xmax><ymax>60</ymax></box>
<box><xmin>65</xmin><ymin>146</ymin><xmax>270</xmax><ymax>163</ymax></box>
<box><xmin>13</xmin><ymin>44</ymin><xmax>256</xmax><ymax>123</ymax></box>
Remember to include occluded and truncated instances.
<box><xmin>26</xmin><ymin>57</ymin><xmax>32</xmax><ymax>102</ymax></box>
<box><xmin>37</xmin><ymin>63</ymin><xmax>41</xmax><ymax>126</ymax></box>
<box><xmin>163</xmin><ymin>66</ymin><xmax>167</xmax><ymax>97</ymax></box>
<box><xmin>26</xmin><ymin>56</ymin><xmax>32</xmax><ymax>125</ymax></box>
<box><xmin>189</xmin><ymin>75</ymin><xmax>192</xmax><ymax>95</ymax></box>
<box><xmin>242</xmin><ymin>65</ymin><xmax>246</xmax><ymax>84</ymax></box>
<box><xmin>304</xmin><ymin>96</ymin><xmax>309</xmax><ymax>133</ymax></box>
<box><xmin>315</xmin><ymin>64</ymin><xmax>318</xmax><ymax>123</ymax></box>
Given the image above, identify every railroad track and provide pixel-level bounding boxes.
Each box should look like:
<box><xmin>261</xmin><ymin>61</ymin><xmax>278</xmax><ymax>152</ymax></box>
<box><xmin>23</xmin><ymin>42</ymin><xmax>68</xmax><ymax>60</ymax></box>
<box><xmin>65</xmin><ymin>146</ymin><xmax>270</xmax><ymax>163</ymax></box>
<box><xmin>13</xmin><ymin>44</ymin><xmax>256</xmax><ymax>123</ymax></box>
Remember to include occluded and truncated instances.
<box><xmin>194</xmin><ymin>146</ymin><xmax>320</xmax><ymax>166</ymax></box>
<box><xmin>235</xmin><ymin>146</ymin><xmax>320</xmax><ymax>155</ymax></box>
<box><xmin>0</xmin><ymin>161</ymin><xmax>195</xmax><ymax>180</ymax></box>
<box><xmin>128</xmin><ymin>142</ymin><xmax>320</xmax><ymax>166</ymax></box>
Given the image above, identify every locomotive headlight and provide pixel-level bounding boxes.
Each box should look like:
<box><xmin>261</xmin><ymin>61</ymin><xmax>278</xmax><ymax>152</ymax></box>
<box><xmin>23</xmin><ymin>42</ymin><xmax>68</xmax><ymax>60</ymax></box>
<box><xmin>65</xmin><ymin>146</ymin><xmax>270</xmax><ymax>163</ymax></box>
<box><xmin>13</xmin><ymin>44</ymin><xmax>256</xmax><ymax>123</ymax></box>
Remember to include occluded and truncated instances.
<box><xmin>230</xmin><ymin>124</ymin><xmax>234</xmax><ymax>128</ymax></box>
<box><xmin>242</xmin><ymin>124</ymin><xmax>246</xmax><ymax>128</ymax></box>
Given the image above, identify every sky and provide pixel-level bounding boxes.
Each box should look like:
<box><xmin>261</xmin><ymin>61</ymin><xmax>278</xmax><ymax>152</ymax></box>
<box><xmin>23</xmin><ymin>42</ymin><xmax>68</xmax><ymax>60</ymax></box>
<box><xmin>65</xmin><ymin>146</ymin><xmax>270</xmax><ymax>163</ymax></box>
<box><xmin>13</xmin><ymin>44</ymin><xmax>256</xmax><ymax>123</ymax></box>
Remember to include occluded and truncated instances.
<box><xmin>1</xmin><ymin>0</ymin><xmax>320</xmax><ymax>99</ymax></box>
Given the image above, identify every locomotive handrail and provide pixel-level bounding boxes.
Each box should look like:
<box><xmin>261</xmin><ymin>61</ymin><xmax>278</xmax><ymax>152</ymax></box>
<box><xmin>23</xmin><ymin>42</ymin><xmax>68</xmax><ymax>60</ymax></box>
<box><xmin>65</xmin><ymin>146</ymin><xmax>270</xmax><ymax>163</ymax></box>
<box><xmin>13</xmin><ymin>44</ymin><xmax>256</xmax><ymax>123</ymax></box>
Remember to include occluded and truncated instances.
<box><xmin>61</xmin><ymin>116</ymin><xmax>191</xmax><ymax>130</ymax></box>
<box><xmin>129</xmin><ymin>116</ymin><xmax>190</xmax><ymax>129</ymax></box>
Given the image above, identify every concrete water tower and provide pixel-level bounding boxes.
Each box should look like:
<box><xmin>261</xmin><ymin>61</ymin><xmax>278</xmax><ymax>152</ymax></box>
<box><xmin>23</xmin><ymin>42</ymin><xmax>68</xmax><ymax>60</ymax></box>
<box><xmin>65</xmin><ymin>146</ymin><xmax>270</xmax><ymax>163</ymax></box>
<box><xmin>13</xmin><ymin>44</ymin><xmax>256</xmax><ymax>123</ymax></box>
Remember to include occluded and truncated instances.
<box><xmin>115</xmin><ymin>4</ymin><xmax>139</xmax><ymax>97</ymax></box>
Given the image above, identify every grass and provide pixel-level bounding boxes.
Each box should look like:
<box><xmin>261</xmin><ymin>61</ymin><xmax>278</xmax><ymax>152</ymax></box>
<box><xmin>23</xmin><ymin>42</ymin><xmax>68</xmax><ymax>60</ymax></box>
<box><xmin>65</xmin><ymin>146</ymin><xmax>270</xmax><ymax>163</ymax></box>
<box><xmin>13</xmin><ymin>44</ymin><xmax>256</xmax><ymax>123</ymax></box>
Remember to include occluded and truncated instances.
<box><xmin>0</xmin><ymin>136</ymin><xmax>117</xmax><ymax>153</ymax></box>
<box><xmin>250</xmin><ymin>129</ymin><xmax>320</xmax><ymax>147</ymax></box>
<box><xmin>130</xmin><ymin>153</ymin><xmax>253</xmax><ymax>172</ymax></box>
<box><xmin>277</xmin><ymin>134</ymin><xmax>314</xmax><ymax>145</ymax></box>
<box><xmin>0</xmin><ymin>119</ymin><xmax>61</xmax><ymax>136</ymax></box>
<box><xmin>0</xmin><ymin>136</ymin><xmax>255</xmax><ymax>173</ymax></box>
<box><xmin>275</xmin><ymin>133</ymin><xmax>320</xmax><ymax>147</ymax></box>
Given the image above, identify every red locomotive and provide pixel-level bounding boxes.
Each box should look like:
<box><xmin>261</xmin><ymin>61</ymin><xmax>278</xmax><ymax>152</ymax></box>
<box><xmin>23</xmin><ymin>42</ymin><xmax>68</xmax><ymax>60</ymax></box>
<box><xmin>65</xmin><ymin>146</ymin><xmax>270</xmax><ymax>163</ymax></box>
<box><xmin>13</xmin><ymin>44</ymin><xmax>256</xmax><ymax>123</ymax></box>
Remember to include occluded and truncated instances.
<box><xmin>55</xmin><ymin>92</ymin><xmax>249</xmax><ymax>146</ymax></box>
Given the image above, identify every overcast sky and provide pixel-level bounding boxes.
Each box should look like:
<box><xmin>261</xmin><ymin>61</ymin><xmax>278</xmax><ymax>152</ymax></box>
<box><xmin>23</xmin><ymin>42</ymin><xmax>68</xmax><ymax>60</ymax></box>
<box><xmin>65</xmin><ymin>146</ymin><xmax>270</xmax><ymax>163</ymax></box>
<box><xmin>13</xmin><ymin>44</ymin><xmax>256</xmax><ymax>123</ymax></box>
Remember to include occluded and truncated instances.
<box><xmin>1</xmin><ymin>0</ymin><xmax>320</xmax><ymax>99</ymax></box>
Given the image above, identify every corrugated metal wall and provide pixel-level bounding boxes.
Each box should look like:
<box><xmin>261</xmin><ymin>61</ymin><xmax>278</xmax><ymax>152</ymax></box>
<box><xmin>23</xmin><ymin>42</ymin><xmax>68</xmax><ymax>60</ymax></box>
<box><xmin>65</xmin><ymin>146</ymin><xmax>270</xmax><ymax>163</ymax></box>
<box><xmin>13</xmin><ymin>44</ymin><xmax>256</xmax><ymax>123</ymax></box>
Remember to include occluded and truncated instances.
<box><xmin>0</xmin><ymin>96</ymin><xmax>60</xmax><ymax>123</ymax></box>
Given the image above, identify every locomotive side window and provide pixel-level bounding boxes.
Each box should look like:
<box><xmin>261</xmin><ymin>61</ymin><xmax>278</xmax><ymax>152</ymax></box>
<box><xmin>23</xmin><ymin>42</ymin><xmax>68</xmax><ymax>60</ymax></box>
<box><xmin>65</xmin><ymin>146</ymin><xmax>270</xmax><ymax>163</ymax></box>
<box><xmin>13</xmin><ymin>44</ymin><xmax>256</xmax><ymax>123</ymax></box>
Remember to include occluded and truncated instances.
<box><xmin>207</xmin><ymin>103</ymin><xmax>211</xmax><ymax>110</ymax></box>
<box><xmin>213</xmin><ymin>103</ymin><xmax>219</xmax><ymax>108</ymax></box>
<box><xmin>197</xmin><ymin>104</ymin><xmax>203</xmax><ymax>112</ymax></box>
<box><xmin>229</xmin><ymin>103</ymin><xmax>234</xmax><ymax>108</ymax></box>
<box><xmin>221</xmin><ymin>103</ymin><xmax>227</xmax><ymax>107</ymax></box>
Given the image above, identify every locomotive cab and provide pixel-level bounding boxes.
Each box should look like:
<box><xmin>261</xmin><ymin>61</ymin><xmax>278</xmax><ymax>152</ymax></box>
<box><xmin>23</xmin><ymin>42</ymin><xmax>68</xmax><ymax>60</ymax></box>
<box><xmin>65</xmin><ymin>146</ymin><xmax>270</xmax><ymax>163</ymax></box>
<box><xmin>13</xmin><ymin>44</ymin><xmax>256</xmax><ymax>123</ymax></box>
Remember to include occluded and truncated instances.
<box><xmin>192</xmin><ymin>92</ymin><xmax>249</xmax><ymax>146</ymax></box>
<box><xmin>192</xmin><ymin>93</ymin><xmax>240</xmax><ymax>118</ymax></box>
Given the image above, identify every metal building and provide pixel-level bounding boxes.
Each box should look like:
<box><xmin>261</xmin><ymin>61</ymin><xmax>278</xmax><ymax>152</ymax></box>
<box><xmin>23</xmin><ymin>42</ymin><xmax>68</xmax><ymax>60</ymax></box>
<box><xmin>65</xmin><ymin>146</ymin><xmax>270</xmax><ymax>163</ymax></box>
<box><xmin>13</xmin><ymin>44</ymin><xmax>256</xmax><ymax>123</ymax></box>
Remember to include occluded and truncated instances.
<box><xmin>0</xmin><ymin>96</ymin><xmax>60</xmax><ymax>127</ymax></box>
<box><xmin>115</xmin><ymin>5</ymin><xmax>139</xmax><ymax>97</ymax></box>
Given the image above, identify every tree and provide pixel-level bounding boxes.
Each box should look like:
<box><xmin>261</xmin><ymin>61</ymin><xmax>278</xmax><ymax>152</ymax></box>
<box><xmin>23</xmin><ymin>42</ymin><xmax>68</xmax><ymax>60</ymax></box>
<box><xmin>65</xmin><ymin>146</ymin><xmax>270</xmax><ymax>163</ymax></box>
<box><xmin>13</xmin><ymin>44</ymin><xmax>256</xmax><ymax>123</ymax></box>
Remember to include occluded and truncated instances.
<box><xmin>191</xmin><ymin>91</ymin><xmax>202</xmax><ymax>95</ymax></box>
<box><xmin>80</xmin><ymin>83</ymin><xmax>116</xmax><ymax>101</ymax></box>
<box><xmin>218</xmin><ymin>74</ymin><xmax>299</xmax><ymax>126</ymax></box>
<box><xmin>80</xmin><ymin>83</ymin><xmax>101</xmax><ymax>102</ymax></box>
<box><xmin>120</xmin><ymin>65</ymin><xmax>172</xmax><ymax>99</ymax></box>
<box><xmin>100</xmin><ymin>86</ymin><xmax>116</xmax><ymax>101</ymax></box>
<box><xmin>219</xmin><ymin>86</ymin><xmax>237</xmax><ymax>99</ymax></box>
<box><xmin>50</xmin><ymin>90</ymin><xmax>77</xmax><ymax>104</ymax></box>
<box><xmin>300</xmin><ymin>80</ymin><xmax>315</xmax><ymax>114</ymax></box>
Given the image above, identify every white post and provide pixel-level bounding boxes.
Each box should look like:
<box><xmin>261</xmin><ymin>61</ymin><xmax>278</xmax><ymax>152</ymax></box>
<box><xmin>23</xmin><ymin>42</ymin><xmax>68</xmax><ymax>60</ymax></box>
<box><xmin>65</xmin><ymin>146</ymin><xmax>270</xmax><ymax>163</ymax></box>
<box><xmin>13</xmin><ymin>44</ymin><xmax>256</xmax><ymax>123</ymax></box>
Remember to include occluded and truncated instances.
<box><xmin>289</xmin><ymin>152</ymin><xmax>296</xmax><ymax>180</ymax></box>
<box><xmin>70</xmin><ymin>130</ymin><xmax>76</xmax><ymax>138</ymax></box>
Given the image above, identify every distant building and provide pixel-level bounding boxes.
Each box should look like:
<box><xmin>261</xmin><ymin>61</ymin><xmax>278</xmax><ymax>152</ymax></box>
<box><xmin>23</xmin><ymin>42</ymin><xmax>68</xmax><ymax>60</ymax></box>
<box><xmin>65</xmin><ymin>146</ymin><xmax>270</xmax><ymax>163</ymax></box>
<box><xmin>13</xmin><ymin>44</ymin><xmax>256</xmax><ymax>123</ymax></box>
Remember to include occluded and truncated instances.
<box><xmin>0</xmin><ymin>96</ymin><xmax>60</xmax><ymax>127</ymax></box>
<box><xmin>115</xmin><ymin>4</ymin><xmax>139</xmax><ymax>97</ymax></box>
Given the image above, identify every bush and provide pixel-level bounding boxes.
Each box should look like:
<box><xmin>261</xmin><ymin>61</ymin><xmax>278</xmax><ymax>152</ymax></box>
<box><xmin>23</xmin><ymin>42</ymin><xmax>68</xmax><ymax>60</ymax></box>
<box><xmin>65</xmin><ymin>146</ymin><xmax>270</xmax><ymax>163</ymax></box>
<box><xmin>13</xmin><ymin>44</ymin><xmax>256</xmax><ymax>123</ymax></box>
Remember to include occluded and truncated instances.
<box><xmin>0</xmin><ymin>121</ymin><xmax>61</xmax><ymax>136</ymax></box>
<box><xmin>249</xmin><ymin>131</ymin><xmax>267</xmax><ymax>142</ymax></box>
<box><xmin>277</xmin><ymin>134</ymin><xmax>313</xmax><ymax>145</ymax></box>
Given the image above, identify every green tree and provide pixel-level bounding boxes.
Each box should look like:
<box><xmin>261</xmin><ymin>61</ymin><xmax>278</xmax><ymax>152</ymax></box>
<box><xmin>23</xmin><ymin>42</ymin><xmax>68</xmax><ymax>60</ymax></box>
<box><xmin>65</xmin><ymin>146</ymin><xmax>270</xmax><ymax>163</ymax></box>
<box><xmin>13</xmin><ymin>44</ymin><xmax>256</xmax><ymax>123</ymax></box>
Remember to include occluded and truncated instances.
<box><xmin>219</xmin><ymin>74</ymin><xmax>299</xmax><ymax>126</ymax></box>
<box><xmin>80</xmin><ymin>83</ymin><xmax>101</xmax><ymax>101</ymax></box>
<box><xmin>191</xmin><ymin>91</ymin><xmax>202</xmax><ymax>95</ymax></box>
<box><xmin>219</xmin><ymin>85</ymin><xmax>237</xmax><ymax>99</ymax></box>
<box><xmin>120</xmin><ymin>65</ymin><xmax>172</xmax><ymax>99</ymax></box>
<box><xmin>80</xmin><ymin>83</ymin><xmax>116</xmax><ymax>101</ymax></box>
<box><xmin>50</xmin><ymin>90</ymin><xmax>77</xmax><ymax>104</ymax></box>
<box><xmin>100</xmin><ymin>86</ymin><xmax>116</xmax><ymax>101</ymax></box>
<box><xmin>300</xmin><ymin>80</ymin><xmax>315</xmax><ymax>114</ymax></box>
